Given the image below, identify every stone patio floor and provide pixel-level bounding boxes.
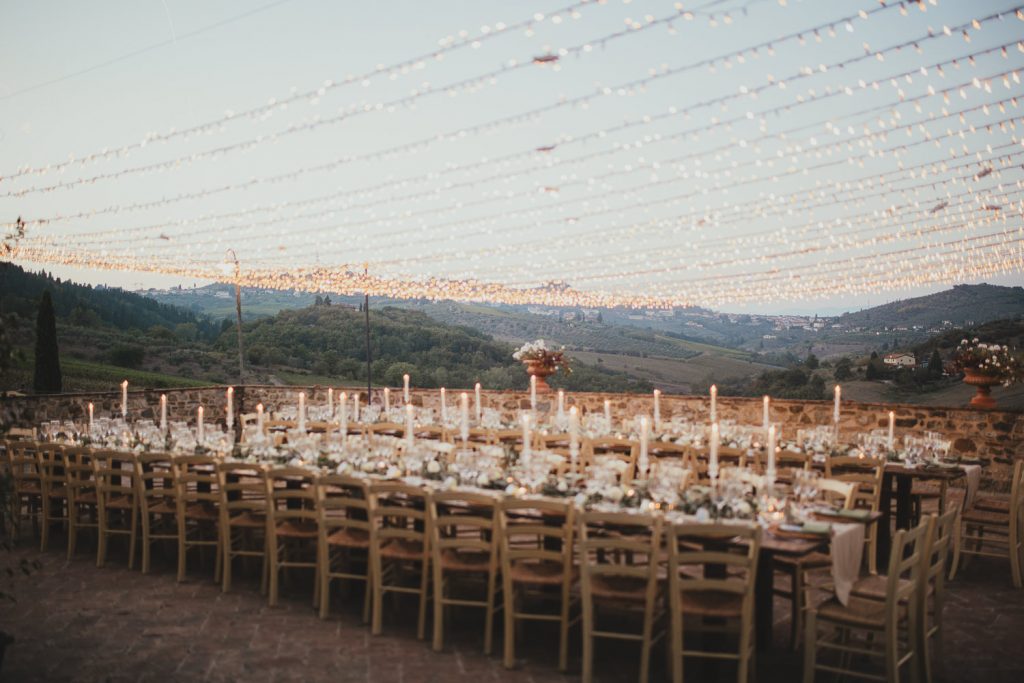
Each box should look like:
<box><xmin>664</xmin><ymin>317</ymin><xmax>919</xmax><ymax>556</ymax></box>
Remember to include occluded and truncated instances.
<box><xmin>1</xmin><ymin>535</ymin><xmax>1022</xmax><ymax>683</ymax></box>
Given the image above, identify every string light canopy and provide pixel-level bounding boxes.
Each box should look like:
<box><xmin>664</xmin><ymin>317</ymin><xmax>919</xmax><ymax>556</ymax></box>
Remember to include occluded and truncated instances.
<box><xmin>2</xmin><ymin>0</ymin><xmax>1023</xmax><ymax>309</ymax></box>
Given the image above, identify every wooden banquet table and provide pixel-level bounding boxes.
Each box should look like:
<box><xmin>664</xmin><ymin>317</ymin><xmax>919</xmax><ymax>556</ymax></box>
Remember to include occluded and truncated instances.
<box><xmin>876</xmin><ymin>462</ymin><xmax>967</xmax><ymax>566</ymax></box>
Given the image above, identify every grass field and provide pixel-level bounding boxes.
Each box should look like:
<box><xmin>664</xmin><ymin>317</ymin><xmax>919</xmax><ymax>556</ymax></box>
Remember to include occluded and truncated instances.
<box><xmin>571</xmin><ymin>350</ymin><xmax>780</xmax><ymax>394</ymax></box>
<box><xmin>5</xmin><ymin>355</ymin><xmax>207</xmax><ymax>392</ymax></box>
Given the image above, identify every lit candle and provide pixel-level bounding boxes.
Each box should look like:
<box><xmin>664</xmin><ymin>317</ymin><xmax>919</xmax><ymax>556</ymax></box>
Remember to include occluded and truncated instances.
<box><xmin>384</xmin><ymin>387</ymin><xmax>391</xmax><ymax>413</ymax></box>
<box><xmin>887</xmin><ymin>411</ymin><xmax>895</xmax><ymax>451</ymax></box>
<box><xmin>197</xmin><ymin>406</ymin><xmax>205</xmax><ymax>444</ymax></box>
<box><xmin>339</xmin><ymin>392</ymin><xmax>348</xmax><ymax>442</ymax></box>
<box><xmin>353</xmin><ymin>392</ymin><xmax>360</xmax><ymax>422</ymax></box>
<box><xmin>638</xmin><ymin>416</ymin><xmax>650</xmax><ymax>479</ymax></box>
<box><xmin>709</xmin><ymin>422</ymin><xmax>720</xmax><ymax>480</ymax></box>
<box><xmin>833</xmin><ymin>385</ymin><xmax>841</xmax><ymax>424</ymax></box>
<box><xmin>557</xmin><ymin>390</ymin><xmax>565</xmax><ymax>421</ymax></box>
<box><xmin>762</xmin><ymin>395</ymin><xmax>770</xmax><ymax>430</ymax></box>
<box><xmin>474</xmin><ymin>382</ymin><xmax>482</xmax><ymax>423</ymax></box>
<box><xmin>460</xmin><ymin>392</ymin><xmax>470</xmax><ymax>445</ymax></box>
<box><xmin>159</xmin><ymin>394</ymin><xmax>167</xmax><ymax>433</ymax></box>
<box><xmin>569</xmin><ymin>406</ymin><xmax>580</xmax><ymax>470</ymax></box>
<box><xmin>121</xmin><ymin>380</ymin><xmax>128</xmax><ymax>419</ymax></box>
<box><xmin>405</xmin><ymin>403</ymin><xmax>415</xmax><ymax>448</ymax></box>
<box><xmin>226</xmin><ymin>386</ymin><xmax>234</xmax><ymax>430</ymax></box>
<box><xmin>88</xmin><ymin>402</ymin><xmax>94</xmax><ymax>432</ymax></box>
<box><xmin>328</xmin><ymin>387</ymin><xmax>334</xmax><ymax>417</ymax></box>
<box><xmin>604</xmin><ymin>399</ymin><xmax>612</xmax><ymax>425</ymax></box>
<box><xmin>766</xmin><ymin>424</ymin><xmax>777</xmax><ymax>482</ymax></box>
<box><xmin>710</xmin><ymin>384</ymin><xmax>718</xmax><ymax>423</ymax></box>
<box><xmin>403</xmin><ymin>374</ymin><xmax>410</xmax><ymax>404</ymax></box>
<box><xmin>298</xmin><ymin>392</ymin><xmax>306</xmax><ymax>432</ymax></box>
<box><xmin>256</xmin><ymin>403</ymin><xmax>265</xmax><ymax>434</ymax></box>
<box><xmin>653</xmin><ymin>389</ymin><xmax>661</xmax><ymax>430</ymax></box>
<box><xmin>440</xmin><ymin>387</ymin><xmax>448</xmax><ymax>424</ymax></box>
<box><xmin>521</xmin><ymin>413</ymin><xmax>532</xmax><ymax>467</ymax></box>
<box><xmin>530</xmin><ymin>375</ymin><xmax>537</xmax><ymax>411</ymax></box>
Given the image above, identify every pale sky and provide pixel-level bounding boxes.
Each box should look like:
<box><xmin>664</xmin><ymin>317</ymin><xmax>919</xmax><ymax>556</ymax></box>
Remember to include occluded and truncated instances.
<box><xmin>2</xmin><ymin>0</ymin><xmax>1023</xmax><ymax>312</ymax></box>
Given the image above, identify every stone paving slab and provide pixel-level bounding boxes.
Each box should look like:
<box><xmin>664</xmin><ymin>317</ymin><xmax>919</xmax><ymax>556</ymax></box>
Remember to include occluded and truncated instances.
<box><xmin>1</xmin><ymin>537</ymin><xmax>1022</xmax><ymax>682</ymax></box>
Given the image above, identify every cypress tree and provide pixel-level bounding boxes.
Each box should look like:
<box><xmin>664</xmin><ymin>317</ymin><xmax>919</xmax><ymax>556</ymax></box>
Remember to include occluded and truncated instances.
<box><xmin>33</xmin><ymin>290</ymin><xmax>62</xmax><ymax>393</ymax></box>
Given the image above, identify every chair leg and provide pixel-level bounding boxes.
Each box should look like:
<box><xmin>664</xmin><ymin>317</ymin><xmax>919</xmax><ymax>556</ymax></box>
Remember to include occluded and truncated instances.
<box><xmin>319</xmin><ymin>548</ymin><xmax>331</xmax><ymax>619</ymax></box>
<box><xmin>885</xmin><ymin>620</ymin><xmax>900</xmax><ymax>683</ymax></box>
<box><xmin>96</xmin><ymin>508</ymin><xmax>107</xmax><ymax>568</ymax></box>
<box><xmin>558</xmin><ymin>582</ymin><xmax>571</xmax><ymax>672</ymax></box>
<box><xmin>581</xmin><ymin>591</ymin><xmax>593</xmax><ymax>683</ymax></box>
<box><xmin>867</xmin><ymin>528</ymin><xmax>878</xmax><ymax>575</ymax></box>
<box><xmin>67</xmin><ymin>505</ymin><xmax>77</xmax><ymax>561</ymax></box>
<box><xmin>268</xmin><ymin>537</ymin><xmax>279</xmax><ymax>606</ymax></box>
<box><xmin>737</xmin><ymin>620</ymin><xmax>752</xmax><ymax>683</ymax></box>
<box><xmin>39</xmin><ymin>497</ymin><xmax>49</xmax><ymax>552</ymax></box>
<box><xmin>790</xmin><ymin>567</ymin><xmax>804</xmax><ymax>650</ymax></box>
<box><xmin>371</xmin><ymin>556</ymin><xmax>384</xmax><ymax>635</ymax></box>
<box><xmin>802</xmin><ymin>611</ymin><xmax>817</xmax><ymax>683</ymax></box>
<box><xmin>222</xmin><ymin>534</ymin><xmax>233</xmax><ymax>593</ymax></box>
<box><xmin>908</xmin><ymin>607</ymin><xmax>920</xmax><ymax>683</ymax></box>
<box><xmin>502</xmin><ymin>580</ymin><xmax>516</xmax><ymax>669</ymax></box>
<box><xmin>141</xmin><ymin>516</ymin><xmax>151</xmax><ymax>574</ymax></box>
<box><xmin>416</xmin><ymin>559</ymin><xmax>429</xmax><ymax>641</ymax></box>
<box><xmin>128</xmin><ymin>508</ymin><xmax>138</xmax><ymax>570</ymax></box>
<box><xmin>1009</xmin><ymin>521</ymin><xmax>1022</xmax><ymax>589</ymax></box>
<box><xmin>949</xmin><ymin>521</ymin><xmax>961</xmax><ymax>581</ymax></box>
<box><xmin>432</xmin><ymin>570</ymin><xmax>444</xmax><ymax>652</ymax></box>
<box><xmin>177</xmin><ymin>519</ymin><xmax>187</xmax><ymax>582</ymax></box>
<box><xmin>483</xmin><ymin>567</ymin><xmax>496</xmax><ymax>655</ymax></box>
<box><xmin>671</xmin><ymin>607</ymin><xmax>683</xmax><ymax>683</ymax></box>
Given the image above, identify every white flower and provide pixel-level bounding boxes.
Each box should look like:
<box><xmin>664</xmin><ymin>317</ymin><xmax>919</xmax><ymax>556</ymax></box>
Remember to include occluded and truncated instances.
<box><xmin>385</xmin><ymin>465</ymin><xmax>402</xmax><ymax>479</ymax></box>
<box><xmin>426</xmin><ymin>460</ymin><xmax>441</xmax><ymax>474</ymax></box>
<box><xmin>604</xmin><ymin>486</ymin><xmax>625</xmax><ymax>503</ymax></box>
<box><xmin>476</xmin><ymin>473</ymin><xmax>490</xmax><ymax>487</ymax></box>
<box><xmin>556</xmin><ymin>480</ymin><xmax>568</xmax><ymax>493</ymax></box>
<box><xmin>574</xmin><ymin>493</ymin><xmax>588</xmax><ymax>507</ymax></box>
<box><xmin>736</xmin><ymin>501</ymin><xmax>752</xmax><ymax>516</ymax></box>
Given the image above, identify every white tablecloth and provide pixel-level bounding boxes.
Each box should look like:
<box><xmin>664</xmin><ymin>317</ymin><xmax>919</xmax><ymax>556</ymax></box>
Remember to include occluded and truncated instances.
<box><xmin>831</xmin><ymin>522</ymin><xmax>866</xmax><ymax>605</ymax></box>
<box><xmin>963</xmin><ymin>464</ymin><xmax>982</xmax><ymax>509</ymax></box>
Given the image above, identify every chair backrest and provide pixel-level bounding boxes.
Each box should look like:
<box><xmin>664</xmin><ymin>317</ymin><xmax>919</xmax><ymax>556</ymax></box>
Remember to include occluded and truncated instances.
<box><xmin>37</xmin><ymin>443</ymin><xmax>65</xmax><ymax>494</ymax></box>
<box><xmin>5</xmin><ymin>427</ymin><xmax>36</xmax><ymax>441</ymax></box>
<box><xmin>368</xmin><ymin>480</ymin><xmax>430</xmax><ymax>546</ymax></box>
<box><xmin>816</xmin><ymin>478</ymin><xmax>857</xmax><ymax>510</ymax></box>
<box><xmin>93</xmin><ymin>450</ymin><xmax>138</xmax><ymax>506</ymax></box>
<box><xmin>316</xmin><ymin>474</ymin><xmax>371</xmax><ymax>536</ymax></box>
<box><xmin>578</xmin><ymin>510</ymin><xmax>662</xmax><ymax>603</ymax></box>
<box><xmin>774</xmin><ymin>449</ymin><xmax>811</xmax><ymax>480</ymax></box>
<box><xmin>134</xmin><ymin>453</ymin><xmax>177</xmax><ymax>514</ymax></box>
<box><xmin>689</xmin><ymin>446</ymin><xmax>749</xmax><ymax>477</ymax></box>
<box><xmin>265</xmin><ymin>467</ymin><xmax>319</xmax><ymax>525</ymax></box>
<box><xmin>174</xmin><ymin>455</ymin><xmax>220</xmax><ymax>507</ymax></box>
<box><xmin>429</xmin><ymin>489</ymin><xmax>499</xmax><ymax>568</ymax></box>
<box><xmin>667</xmin><ymin>522</ymin><xmax>761</xmax><ymax>614</ymax></box>
<box><xmin>217</xmin><ymin>462</ymin><xmax>268</xmax><ymax>516</ymax></box>
<box><xmin>885</xmin><ymin>517</ymin><xmax>930</xmax><ymax>610</ymax></box>
<box><xmin>924</xmin><ymin>506</ymin><xmax>957</xmax><ymax>593</ymax></box>
<box><xmin>64</xmin><ymin>446</ymin><xmax>98</xmax><ymax>501</ymax></box>
<box><xmin>826</xmin><ymin>456</ymin><xmax>885</xmax><ymax>512</ymax></box>
<box><xmin>7</xmin><ymin>441</ymin><xmax>41</xmax><ymax>488</ymax></box>
<box><xmin>499</xmin><ymin>497</ymin><xmax>575</xmax><ymax>571</ymax></box>
<box><xmin>1010</xmin><ymin>459</ymin><xmax>1024</xmax><ymax>521</ymax></box>
<box><xmin>648</xmin><ymin>440</ymin><xmax>690</xmax><ymax>466</ymax></box>
<box><xmin>584</xmin><ymin>437</ymin><xmax>638</xmax><ymax>481</ymax></box>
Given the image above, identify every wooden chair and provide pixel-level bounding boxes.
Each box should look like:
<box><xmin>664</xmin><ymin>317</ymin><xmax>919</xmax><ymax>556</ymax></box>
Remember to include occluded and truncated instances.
<box><xmin>578</xmin><ymin>510</ymin><xmax>665</xmax><ymax>683</ymax></box>
<box><xmin>499</xmin><ymin>497</ymin><xmax>578</xmax><ymax>671</ymax></box>
<box><xmin>316</xmin><ymin>474</ymin><xmax>372</xmax><ymax>621</ymax></box>
<box><xmin>774</xmin><ymin>449</ymin><xmax>812</xmax><ymax>483</ymax></box>
<box><xmin>6</xmin><ymin>441</ymin><xmax>42</xmax><ymax>538</ymax></box>
<box><xmin>774</xmin><ymin>477</ymin><xmax>857</xmax><ymax>649</ymax></box>
<box><xmin>65</xmin><ymin>446</ymin><xmax>100</xmax><ymax>561</ymax></box>
<box><xmin>368</xmin><ymin>481</ymin><xmax>431</xmax><ymax>638</ymax></box>
<box><xmin>826</xmin><ymin>456</ymin><xmax>885</xmax><ymax>574</ymax></box>
<box><xmin>429</xmin><ymin>489</ymin><xmax>501</xmax><ymax>654</ymax></box>
<box><xmin>689</xmin><ymin>446</ymin><xmax>749</xmax><ymax>479</ymax></box>
<box><xmin>94</xmin><ymin>450</ymin><xmax>139</xmax><ymax>568</ymax></box>
<box><xmin>265</xmin><ymin>467</ymin><xmax>320</xmax><ymax>607</ymax></box>
<box><xmin>950</xmin><ymin>459</ymin><xmax>1024</xmax><ymax>588</ymax></box>
<box><xmin>37</xmin><ymin>443</ymin><xmax>69</xmax><ymax>552</ymax></box>
<box><xmin>667</xmin><ymin>522</ymin><xmax>760</xmax><ymax>683</ymax></box>
<box><xmin>803</xmin><ymin>518</ymin><xmax>928</xmax><ymax>683</ymax></box>
<box><xmin>218</xmin><ymin>462</ymin><xmax>269</xmax><ymax>593</ymax></box>
<box><xmin>584</xmin><ymin>437</ymin><xmax>638</xmax><ymax>483</ymax></box>
<box><xmin>174</xmin><ymin>455</ymin><xmax>222</xmax><ymax>582</ymax></box>
<box><xmin>135</xmin><ymin>453</ymin><xmax>179</xmax><ymax>574</ymax></box>
<box><xmin>5</xmin><ymin>427</ymin><xmax>37</xmax><ymax>441</ymax></box>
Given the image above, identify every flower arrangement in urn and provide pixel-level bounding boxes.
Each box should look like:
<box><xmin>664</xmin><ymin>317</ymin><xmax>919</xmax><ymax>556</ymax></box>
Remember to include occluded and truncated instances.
<box><xmin>953</xmin><ymin>338</ymin><xmax>1023</xmax><ymax>409</ymax></box>
<box><xmin>512</xmin><ymin>339</ymin><xmax>571</xmax><ymax>391</ymax></box>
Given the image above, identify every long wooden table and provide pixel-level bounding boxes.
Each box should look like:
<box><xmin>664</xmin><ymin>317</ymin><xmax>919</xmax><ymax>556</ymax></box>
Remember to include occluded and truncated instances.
<box><xmin>877</xmin><ymin>463</ymin><xmax>966</xmax><ymax>566</ymax></box>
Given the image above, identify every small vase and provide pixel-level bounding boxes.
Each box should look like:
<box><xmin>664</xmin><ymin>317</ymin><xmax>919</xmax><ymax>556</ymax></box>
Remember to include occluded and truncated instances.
<box><xmin>962</xmin><ymin>369</ymin><xmax>1001</xmax><ymax>409</ymax></box>
<box><xmin>523</xmin><ymin>359</ymin><xmax>556</xmax><ymax>392</ymax></box>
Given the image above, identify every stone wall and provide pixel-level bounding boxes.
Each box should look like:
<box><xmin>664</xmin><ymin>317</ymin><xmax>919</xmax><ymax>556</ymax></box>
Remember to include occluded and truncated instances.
<box><xmin>3</xmin><ymin>385</ymin><xmax>1021</xmax><ymax>490</ymax></box>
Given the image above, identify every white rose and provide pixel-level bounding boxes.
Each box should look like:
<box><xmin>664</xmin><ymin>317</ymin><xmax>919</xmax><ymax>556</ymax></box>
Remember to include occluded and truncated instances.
<box><xmin>427</xmin><ymin>460</ymin><xmax>441</xmax><ymax>474</ymax></box>
<box><xmin>476</xmin><ymin>473</ymin><xmax>490</xmax><ymax>487</ymax></box>
<box><xmin>736</xmin><ymin>501</ymin><xmax>752</xmax><ymax>516</ymax></box>
<box><xmin>556</xmin><ymin>481</ymin><xmax>568</xmax><ymax>493</ymax></box>
<box><xmin>604</xmin><ymin>487</ymin><xmax>625</xmax><ymax>503</ymax></box>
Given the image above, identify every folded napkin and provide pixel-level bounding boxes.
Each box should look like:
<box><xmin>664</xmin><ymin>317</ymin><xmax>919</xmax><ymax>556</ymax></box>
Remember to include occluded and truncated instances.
<box><xmin>802</xmin><ymin>521</ymin><xmax>831</xmax><ymax>535</ymax></box>
<box><xmin>831</xmin><ymin>522</ymin><xmax>865</xmax><ymax>606</ymax></box>
<box><xmin>836</xmin><ymin>508</ymin><xmax>871</xmax><ymax>520</ymax></box>
<box><xmin>963</xmin><ymin>464</ymin><xmax>982</xmax><ymax>509</ymax></box>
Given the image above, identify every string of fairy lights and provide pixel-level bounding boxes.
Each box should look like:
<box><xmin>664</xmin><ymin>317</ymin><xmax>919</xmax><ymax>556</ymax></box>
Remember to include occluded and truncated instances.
<box><xmin>2</xmin><ymin>0</ymin><xmax>1023</xmax><ymax>308</ymax></box>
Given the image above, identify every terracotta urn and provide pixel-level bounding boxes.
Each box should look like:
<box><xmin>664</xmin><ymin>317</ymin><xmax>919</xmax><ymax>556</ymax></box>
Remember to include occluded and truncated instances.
<box><xmin>962</xmin><ymin>368</ymin><xmax>1001</xmax><ymax>409</ymax></box>
<box><xmin>523</xmin><ymin>359</ymin><xmax>556</xmax><ymax>392</ymax></box>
